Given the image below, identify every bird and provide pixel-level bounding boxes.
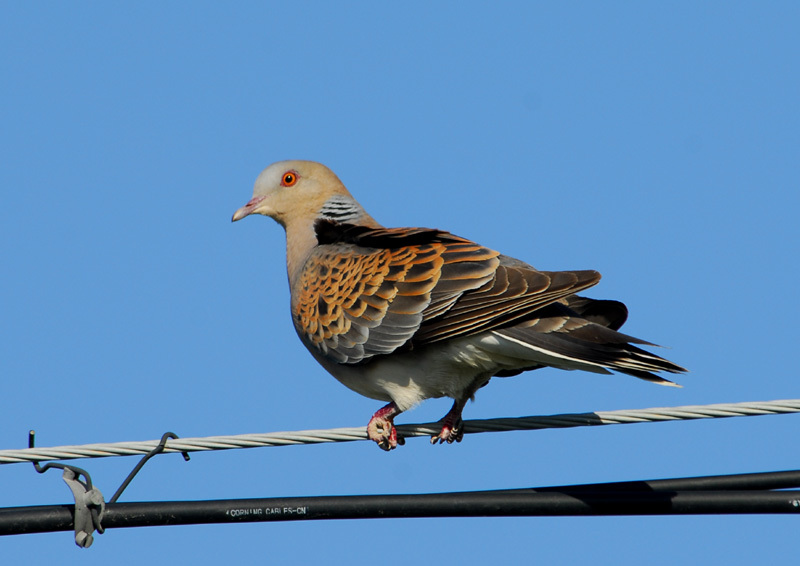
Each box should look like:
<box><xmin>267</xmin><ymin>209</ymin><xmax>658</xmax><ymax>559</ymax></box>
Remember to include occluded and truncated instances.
<box><xmin>232</xmin><ymin>160</ymin><xmax>687</xmax><ymax>451</ymax></box>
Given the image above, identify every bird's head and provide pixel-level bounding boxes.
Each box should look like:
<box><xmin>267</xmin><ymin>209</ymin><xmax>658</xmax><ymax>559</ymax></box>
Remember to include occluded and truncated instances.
<box><xmin>232</xmin><ymin>160</ymin><xmax>376</xmax><ymax>228</ymax></box>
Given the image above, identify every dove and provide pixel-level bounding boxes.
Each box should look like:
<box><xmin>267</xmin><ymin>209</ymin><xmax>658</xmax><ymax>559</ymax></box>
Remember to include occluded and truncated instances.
<box><xmin>232</xmin><ymin>160</ymin><xmax>686</xmax><ymax>451</ymax></box>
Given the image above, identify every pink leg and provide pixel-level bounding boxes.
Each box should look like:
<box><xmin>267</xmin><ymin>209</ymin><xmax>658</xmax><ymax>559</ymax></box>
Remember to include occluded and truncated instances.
<box><xmin>432</xmin><ymin>400</ymin><xmax>466</xmax><ymax>445</ymax></box>
<box><xmin>366</xmin><ymin>402</ymin><xmax>405</xmax><ymax>451</ymax></box>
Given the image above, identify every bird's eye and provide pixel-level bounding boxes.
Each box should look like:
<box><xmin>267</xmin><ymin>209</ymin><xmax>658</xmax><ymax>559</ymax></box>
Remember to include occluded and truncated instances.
<box><xmin>281</xmin><ymin>171</ymin><xmax>298</xmax><ymax>187</ymax></box>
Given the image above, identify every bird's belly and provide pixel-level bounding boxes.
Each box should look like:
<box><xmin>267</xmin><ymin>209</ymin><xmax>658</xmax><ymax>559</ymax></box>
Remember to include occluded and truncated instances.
<box><xmin>314</xmin><ymin>337</ymin><xmax>505</xmax><ymax>412</ymax></box>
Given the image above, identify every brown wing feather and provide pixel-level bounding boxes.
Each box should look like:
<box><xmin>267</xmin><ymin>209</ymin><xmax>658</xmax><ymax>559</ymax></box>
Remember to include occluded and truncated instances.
<box><xmin>294</xmin><ymin>222</ymin><xmax>601</xmax><ymax>364</ymax></box>
<box><xmin>293</xmin><ymin>223</ymin><xmax>499</xmax><ymax>364</ymax></box>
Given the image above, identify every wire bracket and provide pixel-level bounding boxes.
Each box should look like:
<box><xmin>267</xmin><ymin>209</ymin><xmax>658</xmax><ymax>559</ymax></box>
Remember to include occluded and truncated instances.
<box><xmin>109</xmin><ymin>431</ymin><xmax>190</xmax><ymax>504</ymax></box>
<box><xmin>27</xmin><ymin>430</ymin><xmax>190</xmax><ymax>548</ymax></box>
<box><xmin>29</xmin><ymin>430</ymin><xmax>105</xmax><ymax>547</ymax></box>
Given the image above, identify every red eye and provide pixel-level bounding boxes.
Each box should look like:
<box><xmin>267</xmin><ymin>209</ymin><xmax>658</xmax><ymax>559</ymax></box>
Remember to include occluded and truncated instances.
<box><xmin>281</xmin><ymin>171</ymin><xmax>298</xmax><ymax>187</ymax></box>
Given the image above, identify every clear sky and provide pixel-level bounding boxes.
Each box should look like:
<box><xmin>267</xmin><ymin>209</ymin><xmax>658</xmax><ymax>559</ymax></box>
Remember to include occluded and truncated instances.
<box><xmin>2</xmin><ymin>2</ymin><xmax>799</xmax><ymax>563</ymax></box>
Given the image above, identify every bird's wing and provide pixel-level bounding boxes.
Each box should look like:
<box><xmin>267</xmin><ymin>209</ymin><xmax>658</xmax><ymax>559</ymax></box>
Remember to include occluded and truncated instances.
<box><xmin>292</xmin><ymin>221</ymin><xmax>601</xmax><ymax>364</ymax></box>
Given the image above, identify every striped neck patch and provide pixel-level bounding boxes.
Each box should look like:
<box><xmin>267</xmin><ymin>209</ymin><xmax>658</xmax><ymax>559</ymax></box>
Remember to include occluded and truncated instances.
<box><xmin>319</xmin><ymin>195</ymin><xmax>363</xmax><ymax>222</ymax></box>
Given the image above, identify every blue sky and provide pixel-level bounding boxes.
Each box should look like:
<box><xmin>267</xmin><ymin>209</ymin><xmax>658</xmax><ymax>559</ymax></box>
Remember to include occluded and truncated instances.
<box><xmin>2</xmin><ymin>2</ymin><xmax>799</xmax><ymax>563</ymax></box>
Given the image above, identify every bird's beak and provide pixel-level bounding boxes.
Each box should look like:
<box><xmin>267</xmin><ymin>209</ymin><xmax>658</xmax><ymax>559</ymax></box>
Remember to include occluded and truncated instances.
<box><xmin>232</xmin><ymin>195</ymin><xmax>268</xmax><ymax>222</ymax></box>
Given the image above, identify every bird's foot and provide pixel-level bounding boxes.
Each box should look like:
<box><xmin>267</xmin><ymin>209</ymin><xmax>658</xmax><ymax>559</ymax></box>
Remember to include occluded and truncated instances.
<box><xmin>431</xmin><ymin>403</ymin><xmax>465</xmax><ymax>445</ymax></box>
<box><xmin>366</xmin><ymin>402</ymin><xmax>405</xmax><ymax>451</ymax></box>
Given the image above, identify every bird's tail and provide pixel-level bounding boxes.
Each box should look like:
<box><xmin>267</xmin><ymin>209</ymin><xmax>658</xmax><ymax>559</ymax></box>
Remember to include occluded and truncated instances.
<box><xmin>488</xmin><ymin>321</ymin><xmax>687</xmax><ymax>386</ymax></box>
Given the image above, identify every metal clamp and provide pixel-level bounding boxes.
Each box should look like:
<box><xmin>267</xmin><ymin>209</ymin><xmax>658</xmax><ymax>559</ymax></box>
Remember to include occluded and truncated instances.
<box><xmin>61</xmin><ymin>467</ymin><xmax>105</xmax><ymax>547</ymax></box>
<box><xmin>28</xmin><ymin>429</ymin><xmax>190</xmax><ymax>547</ymax></box>
<box><xmin>29</xmin><ymin>431</ymin><xmax>105</xmax><ymax>547</ymax></box>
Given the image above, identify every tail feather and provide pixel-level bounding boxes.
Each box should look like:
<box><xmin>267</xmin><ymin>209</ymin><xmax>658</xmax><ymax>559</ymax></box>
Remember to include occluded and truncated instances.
<box><xmin>491</xmin><ymin>323</ymin><xmax>687</xmax><ymax>386</ymax></box>
<box><xmin>563</xmin><ymin>296</ymin><xmax>629</xmax><ymax>331</ymax></box>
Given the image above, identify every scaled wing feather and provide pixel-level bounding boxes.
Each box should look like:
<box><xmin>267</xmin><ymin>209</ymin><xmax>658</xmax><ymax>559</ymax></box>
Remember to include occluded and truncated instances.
<box><xmin>293</xmin><ymin>222</ymin><xmax>603</xmax><ymax>364</ymax></box>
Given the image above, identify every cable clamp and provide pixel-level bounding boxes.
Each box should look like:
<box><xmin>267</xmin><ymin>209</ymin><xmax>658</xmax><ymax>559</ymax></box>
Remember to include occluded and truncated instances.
<box><xmin>62</xmin><ymin>466</ymin><xmax>105</xmax><ymax>547</ymax></box>
<box><xmin>29</xmin><ymin>430</ymin><xmax>105</xmax><ymax>547</ymax></box>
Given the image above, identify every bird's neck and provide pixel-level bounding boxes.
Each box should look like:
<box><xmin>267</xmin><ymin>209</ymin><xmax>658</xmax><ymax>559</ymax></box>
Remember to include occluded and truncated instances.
<box><xmin>285</xmin><ymin>218</ymin><xmax>320</xmax><ymax>289</ymax></box>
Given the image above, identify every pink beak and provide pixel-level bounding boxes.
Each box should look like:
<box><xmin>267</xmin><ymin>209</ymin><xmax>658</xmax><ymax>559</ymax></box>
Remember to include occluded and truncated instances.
<box><xmin>231</xmin><ymin>195</ymin><xmax>266</xmax><ymax>222</ymax></box>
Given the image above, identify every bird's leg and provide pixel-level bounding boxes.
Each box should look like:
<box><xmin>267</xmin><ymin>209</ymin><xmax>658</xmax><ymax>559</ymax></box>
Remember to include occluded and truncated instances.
<box><xmin>432</xmin><ymin>399</ymin><xmax>466</xmax><ymax>445</ymax></box>
<box><xmin>366</xmin><ymin>402</ymin><xmax>405</xmax><ymax>451</ymax></box>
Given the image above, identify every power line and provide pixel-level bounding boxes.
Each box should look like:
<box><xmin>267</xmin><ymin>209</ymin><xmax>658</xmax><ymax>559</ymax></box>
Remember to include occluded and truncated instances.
<box><xmin>3</xmin><ymin>400</ymin><xmax>800</xmax><ymax>545</ymax></box>
<box><xmin>3</xmin><ymin>469</ymin><xmax>800</xmax><ymax>539</ymax></box>
<box><xmin>1</xmin><ymin>398</ymin><xmax>799</xmax><ymax>465</ymax></box>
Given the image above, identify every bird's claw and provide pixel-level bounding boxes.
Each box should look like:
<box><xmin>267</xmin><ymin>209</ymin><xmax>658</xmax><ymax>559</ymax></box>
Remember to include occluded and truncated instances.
<box><xmin>367</xmin><ymin>409</ymin><xmax>404</xmax><ymax>451</ymax></box>
<box><xmin>431</xmin><ymin>417</ymin><xmax>464</xmax><ymax>445</ymax></box>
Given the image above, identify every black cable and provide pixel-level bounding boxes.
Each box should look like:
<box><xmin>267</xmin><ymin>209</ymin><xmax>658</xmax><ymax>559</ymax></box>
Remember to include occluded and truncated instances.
<box><xmin>2</xmin><ymin>470</ymin><xmax>800</xmax><ymax>537</ymax></box>
<box><xmin>524</xmin><ymin>469</ymin><xmax>800</xmax><ymax>493</ymax></box>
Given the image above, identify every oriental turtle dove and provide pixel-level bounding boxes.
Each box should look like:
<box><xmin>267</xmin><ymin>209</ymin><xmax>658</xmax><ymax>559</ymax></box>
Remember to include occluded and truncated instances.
<box><xmin>233</xmin><ymin>160</ymin><xmax>686</xmax><ymax>451</ymax></box>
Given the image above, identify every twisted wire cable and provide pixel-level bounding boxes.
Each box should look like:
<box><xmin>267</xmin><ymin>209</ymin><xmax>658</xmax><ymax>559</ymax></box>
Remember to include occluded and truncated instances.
<box><xmin>2</xmin><ymin>398</ymin><xmax>798</xmax><ymax>465</ymax></box>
